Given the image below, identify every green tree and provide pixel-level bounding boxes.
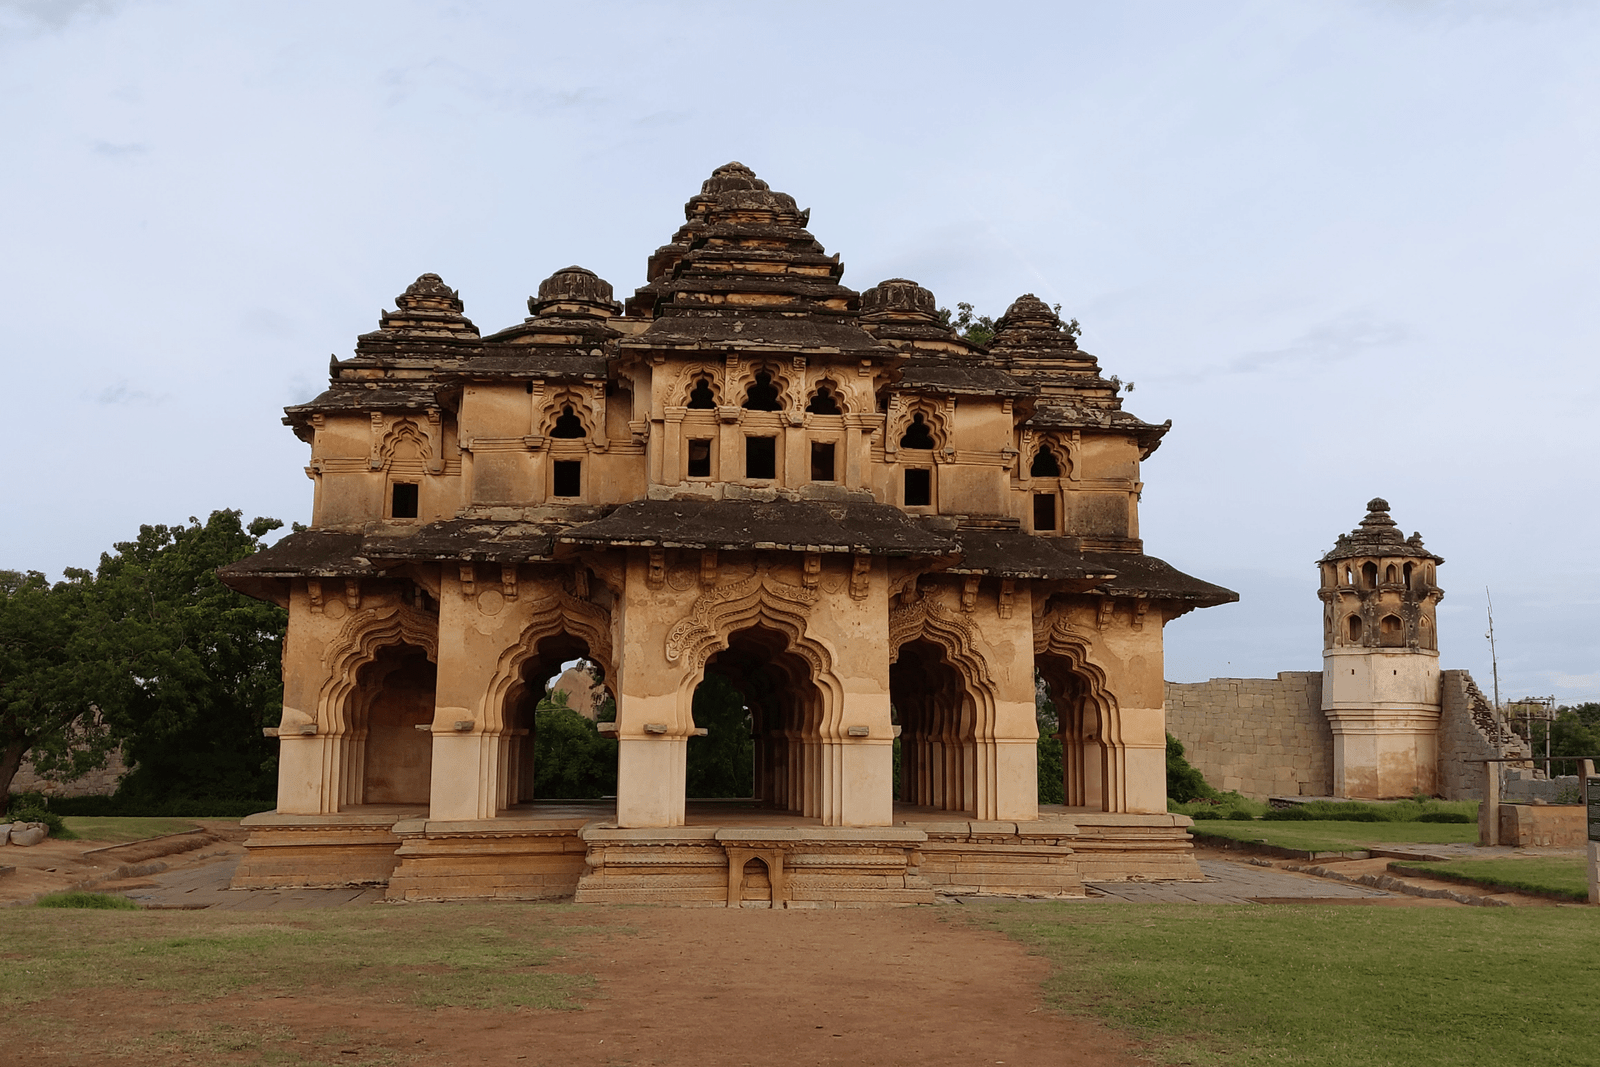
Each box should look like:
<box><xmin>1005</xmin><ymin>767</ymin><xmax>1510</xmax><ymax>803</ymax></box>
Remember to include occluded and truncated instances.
<box><xmin>1035</xmin><ymin>672</ymin><xmax>1064</xmax><ymax>805</ymax></box>
<box><xmin>1166</xmin><ymin>733</ymin><xmax>1216</xmax><ymax>803</ymax></box>
<box><xmin>532</xmin><ymin>688</ymin><xmax>618</xmax><ymax>799</ymax></box>
<box><xmin>1529</xmin><ymin>704</ymin><xmax>1600</xmax><ymax>775</ymax></box>
<box><xmin>0</xmin><ymin>568</ymin><xmax>102</xmax><ymax>812</ymax></box>
<box><xmin>87</xmin><ymin>511</ymin><xmax>288</xmax><ymax>810</ymax></box>
<box><xmin>686</xmin><ymin>672</ymin><xmax>754</xmax><ymax>798</ymax></box>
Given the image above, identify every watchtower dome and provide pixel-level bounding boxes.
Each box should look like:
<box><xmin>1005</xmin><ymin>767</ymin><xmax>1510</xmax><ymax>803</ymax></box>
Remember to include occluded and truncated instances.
<box><xmin>1317</xmin><ymin>499</ymin><xmax>1445</xmax><ymax>797</ymax></box>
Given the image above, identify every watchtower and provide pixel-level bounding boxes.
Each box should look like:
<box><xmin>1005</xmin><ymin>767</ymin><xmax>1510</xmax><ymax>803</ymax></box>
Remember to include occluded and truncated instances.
<box><xmin>1317</xmin><ymin>498</ymin><xmax>1445</xmax><ymax>797</ymax></box>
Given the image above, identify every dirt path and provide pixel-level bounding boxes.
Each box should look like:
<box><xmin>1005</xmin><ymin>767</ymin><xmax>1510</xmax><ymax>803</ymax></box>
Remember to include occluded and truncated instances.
<box><xmin>27</xmin><ymin>906</ymin><xmax>1150</xmax><ymax>1067</ymax></box>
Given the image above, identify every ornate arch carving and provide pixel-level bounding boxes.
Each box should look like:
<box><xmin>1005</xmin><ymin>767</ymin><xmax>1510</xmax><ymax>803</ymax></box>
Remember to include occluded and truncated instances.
<box><xmin>666</xmin><ymin>568</ymin><xmax>819</xmax><ymax>671</ymax></box>
<box><xmin>663</xmin><ymin>567</ymin><xmax>848</xmax><ymax>738</ymax></box>
<box><xmin>1032</xmin><ymin>606</ymin><xmax>1118</xmax><ymax>709</ymax></box>
<box><xmin>729</xmin><ymin>359</ymin><xmax>795</xmax><ymax>411</ymax></box>
<box><xmin>1033</xmin><ymin>604</ymin><xmax>1126</xmax><ymax>810</ymax></box>
<box><xmin>888</xmin><ymin>590</ymin><xmax>998</xmax><ymax>737</ymax></box>
<box><xmin>1026</xmin><ymin>432</ymin><xmax>1072</xmax><ymax>478</ymax></box>
<box><xmin>316</xmin><ymin>602</ymin><xmax>440</xmax><ymax>733</ymax></box>
<box><xmin>539</xmin><ymin>388</ymin><xmax>597</xmax><ymax>439</ymax></box>
<box><xmin>803</xmin><ymin>374</ymin><xmax>851</xmax><ymax>415</ymax></box>
<box><xmin>887</xmin><ymin>398</ymin><xmax>952</xmax><ymax>454</ymax></box>
<box><xmin>479</xmin><ymin>588</ymin><xmax>615</xmax><ymax>731</ymax></box>
<box><xmin>378</xmin><ymin>419</ymin><xmax>432</xmax><ymax>468</ymax></box>
<box><xmin>673</xmin><ymin>362</ymin><xmax>724</xmax><ymax>407</ymax></box>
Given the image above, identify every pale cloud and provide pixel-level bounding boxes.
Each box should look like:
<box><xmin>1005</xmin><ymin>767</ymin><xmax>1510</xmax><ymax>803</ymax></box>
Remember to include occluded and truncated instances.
<box><xmin>91</xmin><ymin>139</ymin><xmax>146</xmax><ymax>157</ymax></box>
<box><xmin>1155</xmin><ymin>313</ymin><xmax>1410</xmax><ymax>384</ymax></box>
<box><xmin>89</xmin><ymin>380</ymin><xmax>162</xmax><ymax>406</ymax></box>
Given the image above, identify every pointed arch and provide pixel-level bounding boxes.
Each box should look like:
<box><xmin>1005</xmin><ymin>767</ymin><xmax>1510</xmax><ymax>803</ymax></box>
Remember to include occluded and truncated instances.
<box><xmin>1033</xmin><ymin>605</ymin><xmax>1127</xmax><ymax>812</ymax></box>
<box><xmin>378</xmin><ymin>419</ymin><xmax>432</xmax><ymax>470</ymax></box>
<box><xmin>317</xmin><ymin>602</ymin><xmax>440</xmax><ymax>734</ymax></box>
<box><xmin>479</xmin><ymin>588</ymin><xmax>615</xmax><ymax>733</ymax></box>
<box><xmin>888</xmin><ymin>399</ymin><xmax>951</xmax><ymax>453</ymax></box>
<box><xmin>539</xmin><ymin>389</ymin><xmax>596</xmax><ymax>439</ymax></box>
<box><xmin>731</xmin><ymin>360</ymin><xmax>794</xmax><ymax>412</ymax></box>
<box><xmin>663</xmin><ymin>568</ymin><xmax>846</xmax><ymax>738</ymax></box>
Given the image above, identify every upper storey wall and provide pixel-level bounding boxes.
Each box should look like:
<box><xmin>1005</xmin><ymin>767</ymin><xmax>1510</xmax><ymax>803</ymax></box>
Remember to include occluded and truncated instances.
<box><xmin>292</xmin><ymin>165</ymin><xmax>1164</xmax><ymax>545</ymax></box>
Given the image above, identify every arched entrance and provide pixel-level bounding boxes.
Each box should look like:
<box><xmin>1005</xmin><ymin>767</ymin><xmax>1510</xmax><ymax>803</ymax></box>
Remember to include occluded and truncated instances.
<box><xmin>697</xmin><ymin>624</ymin><xmax>820</xmax><ymax>814</ymax></box>
<box><xmin>1036</xmin><ymin>655</ymin><xmax>1114</xmax><ymax>811</ymax></box>
<box><xmin>890</xmin><ymin>638</ymin><xmax>977</xmax><ymax>814</ymax></box>
<box><xmin>346</xmin><ymin>643</ymin><xmax>436</xmax><ymax>808</ymax></box>
<box><xmin>500</xmin><ymin>632</ymin><xmax>613</xmax><ymax>805</ymax></box>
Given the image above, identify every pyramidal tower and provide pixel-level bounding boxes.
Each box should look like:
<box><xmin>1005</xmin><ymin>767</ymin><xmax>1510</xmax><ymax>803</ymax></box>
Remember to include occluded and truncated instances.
<box><xmin>1317</xmin><ymin>499</ymin><xmax>1445</xmax><ymax>797</ymax></box>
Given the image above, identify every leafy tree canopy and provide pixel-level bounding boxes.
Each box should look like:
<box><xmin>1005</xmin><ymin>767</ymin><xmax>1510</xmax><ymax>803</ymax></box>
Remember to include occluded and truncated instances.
<box><xmin>1</xmin><ymin>510</ymin><xmax>286</xmax><ymax>814</ymax></box>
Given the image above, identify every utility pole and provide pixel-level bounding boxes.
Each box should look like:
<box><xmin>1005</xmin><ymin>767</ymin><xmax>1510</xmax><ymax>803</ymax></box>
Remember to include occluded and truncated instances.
<box><xmin>1485</xmin><ymin>588</ymin><xmax>1501</xmax><ymax>714</ymax></box>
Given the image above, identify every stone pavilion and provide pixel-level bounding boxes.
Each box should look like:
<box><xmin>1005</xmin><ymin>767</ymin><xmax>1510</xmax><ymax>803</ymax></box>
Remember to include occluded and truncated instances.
<box><xmin>221</xmin><ymin>163</ymin><xmax>1236</xmax><ymax>905</ymax></box>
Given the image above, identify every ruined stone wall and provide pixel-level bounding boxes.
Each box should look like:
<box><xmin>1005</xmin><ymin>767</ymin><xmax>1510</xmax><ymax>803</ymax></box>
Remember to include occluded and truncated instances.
<box><xmin>1164</xmin><ymin>673</ymin><xmax>1332</xmax><ymax>799</ymax></box>
<box><xmin>10</xmin><ymin>750</ymin><xmax>130</xmax><ymax>799</ymax></box>
<box><xmin>1437</xmin><ymin>669</ymin><xmax>1530</xmax><ymax>801</ymax></box>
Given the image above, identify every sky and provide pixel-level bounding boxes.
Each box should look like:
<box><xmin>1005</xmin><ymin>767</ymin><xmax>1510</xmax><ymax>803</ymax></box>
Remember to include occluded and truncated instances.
<box><xmin>2</xmin><ymin>0</ymin><xmax>1595</xmax><ymax>704</ymax></box>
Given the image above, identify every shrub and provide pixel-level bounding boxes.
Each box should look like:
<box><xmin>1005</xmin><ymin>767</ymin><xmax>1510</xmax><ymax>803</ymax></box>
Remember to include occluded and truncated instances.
<box><xmin>1262</xmin><ymin>806</ymin><xmax>1316</xmax><ymax>821</ymax></box>
<box><xmin>1226</xmin><ymin>810</ymin><xmax>1255</xmax><ymax>821</ymax></box>
<box><xmin>35</xmin><ymin>891</ymin><xmax>139</xmax><ymax>910</ymax></box>
<box><xmin>1166</xmin><ymin>734</ymin><xmax>1216</xmax><ymax>803</ymax></box>
<box><xmin>5</xmin><ymin>794</ymin><xmax>74</xmax><ymax>839</ymax></box>
<box><xmin>1190</xmin><ymin>809</ymin><xmax>1222</xmax><ymax>820</ymax></box>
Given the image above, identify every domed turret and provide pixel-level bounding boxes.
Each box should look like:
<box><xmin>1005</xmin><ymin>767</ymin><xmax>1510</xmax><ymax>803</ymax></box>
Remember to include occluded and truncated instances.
<box><xmin>528</xmin><ymin>266</ymin><xmax>621</xmax><ymax>319</ymax></box>
<box><xmin>1318</xmin><ymin>498</ymin><xmax>1446</xmax><ymax>798</ymax></box>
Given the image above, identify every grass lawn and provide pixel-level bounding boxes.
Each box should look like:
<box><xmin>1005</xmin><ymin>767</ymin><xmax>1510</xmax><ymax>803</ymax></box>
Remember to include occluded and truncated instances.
<box><xmin>0</xmin><ymin>903</ymin><xmax>589</xmax><ymax>1014</ymax></box>
<box><xmin>981</xmin><ymin>902</ymin><xmax>1599</xmax><ymax>1067</ymax></box>
<box><xmin>59</xmin><ymin>816</ymin><xmax>205</xmax><ymax>843</ymax></box>
<box><xmin>1393</xmin><ymin>857</ymin><xmax>1592</xmax><ymax>902</ymax></box>
<box><xmin>1188</xmin><ymin>819</ymin><xmax>1478</xmax><ymax>852</ymax></box>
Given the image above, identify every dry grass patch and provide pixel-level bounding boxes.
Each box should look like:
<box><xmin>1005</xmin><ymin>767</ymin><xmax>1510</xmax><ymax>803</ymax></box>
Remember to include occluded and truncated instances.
<box><xmin>0</xmin><ymin>904</ymin><xmax>592</xmax><ymax>1019</ymax></box>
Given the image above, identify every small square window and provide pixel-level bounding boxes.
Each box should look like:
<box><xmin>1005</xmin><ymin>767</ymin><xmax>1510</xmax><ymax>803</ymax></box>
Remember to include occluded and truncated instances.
<box><xmin>391</xmin><ymin>482</ymin><xmax>419</xmax><ymax>519</ymax></box>
<box><xmin>553</xmin><ymin>460</ymin><xmax>581</xmax><ymax>498</ymax></box>
<box><xmin>687</xmin><ymin>438</ymin><xmax>712</xmax><ymax>478</ymax></box>
<box><xmin>904</xmin><ymin>468</ymin><xmax>931</xmax><ymax>507</ymax></box>
<box><xmin>1033</xmin><ymin>493</ymin><xmax>1056</xmax><ymax>531</ymax></box>
<box><xmin>745</xmin><ymin>436</ymin><xmax>776</xmax><ymax>480</ymax></box>
<box><xmin>810</xmin><ymin>441</ymin><xmax>836</xmax><ymax>482</ymax></box>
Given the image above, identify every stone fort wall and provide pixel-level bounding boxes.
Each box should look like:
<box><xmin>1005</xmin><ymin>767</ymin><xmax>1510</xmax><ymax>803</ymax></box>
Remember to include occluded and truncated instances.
<box><xmin>1165</xmin><ymin>672</ymin><xmax>1332</xmax><ymax>799</ymax></box>
<box><xmin>1166</xmin><ymin>668</ymin><xmax>1521</xmax><ymax>801</ymax></box>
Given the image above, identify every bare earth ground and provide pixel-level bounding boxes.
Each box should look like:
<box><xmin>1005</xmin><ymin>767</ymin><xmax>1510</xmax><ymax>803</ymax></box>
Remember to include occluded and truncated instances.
<box><xmin>3</xmin><ymin>828</ymin><xmax>1580</xmax><ymax>1066</ymax></box>
<box><xmin>15</xmin><ymin>906</ymin><xmax>1151</xmax><ymax>1067</ymax></box>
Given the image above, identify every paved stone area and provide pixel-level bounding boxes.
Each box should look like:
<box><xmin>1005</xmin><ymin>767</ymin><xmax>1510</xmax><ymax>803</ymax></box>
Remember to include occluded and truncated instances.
<box><xmin>1086</xmin><ymin>859</ymin><xmax>1391</xmax><ymax>903</ymax></box>
<box><xmin>124</xmin><ymin>854</ymin><xmax>384</xmax><ymax>910</ymax></box>
<box><xmin>120</xmin><ymin>850</ymin><xmax>1400</xmax><ymax>910</ymax></box>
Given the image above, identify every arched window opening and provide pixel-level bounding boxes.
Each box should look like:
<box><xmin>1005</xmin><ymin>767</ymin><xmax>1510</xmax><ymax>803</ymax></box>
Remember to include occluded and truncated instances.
<box><xmin>1403</xmin><ymin>562</ymin><xmax>1415</xmax><ymax>588</ymax></box>
<box><xmin>1030</xmin><ymin>448</ymin><xmax>1061</xmax><ymax>478</ymax></box>
<box><xmin>739</xmin><ymin>857</ymin><xmax>773</xmax><ymax>907</ymax></box>
<box><xmin>806</xmin><ymin>385</ymin><xmax>842</xmax><ymax>415</ymax></box>
<box><xmin>1346</xmin><ymin>615</ymin><xmax>1364</xmax><ymax>643</ymax></box>
<box><xmin>551</xmin><ymin>405</ymin><xmax>585</xmax><ymax>438</ymax></box>
<box><xmin>900</xmin><ymin>413</ymin><xmax>935</xmax><ymax>450</ymax></box>
<box><xmin>1361</xmin><ymin>561</ymin><xmax>1378</xmax><ymax>588</ymax></box>
<box><xmin>1344</xmin><ymin>565</ymin><xmax>1354</xmax><ymax>586</ymax></box>
<box><xmin>687</xmin><ymin>377</ymin><xmax>716</xmax><ymax>409</ymax></box>
<box><xmin>743</xmin><ymin>370</ymin><xmax>782</xmax><ymax>411</ymax></box>
<box><xmin>1379</xmin><ymin>614</ymin><xmax>1404</xmax><ymax>647</ymax></box>
<box><xmin>1384</xmin><ymin>564</ymin><xmax>1399</xmax><ymax>585</ymax></box>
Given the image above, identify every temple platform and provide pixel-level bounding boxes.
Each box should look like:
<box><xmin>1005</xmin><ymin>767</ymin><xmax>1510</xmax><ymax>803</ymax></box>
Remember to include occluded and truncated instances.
<box><xmin>233</xmin><ymin>802</ymin><xmax>1201</xmax><ymax>906</ymax></box>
